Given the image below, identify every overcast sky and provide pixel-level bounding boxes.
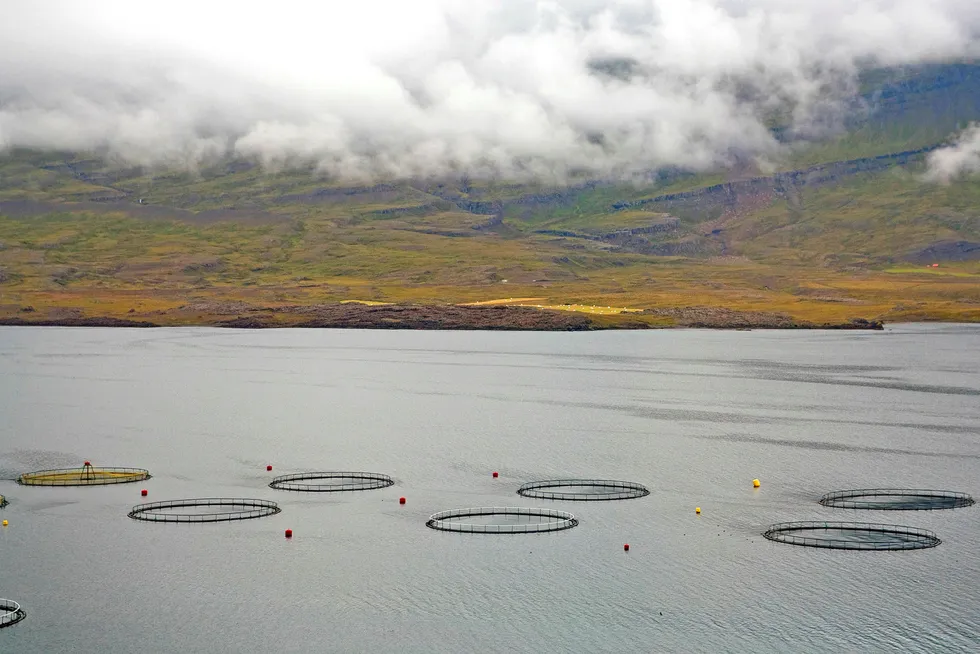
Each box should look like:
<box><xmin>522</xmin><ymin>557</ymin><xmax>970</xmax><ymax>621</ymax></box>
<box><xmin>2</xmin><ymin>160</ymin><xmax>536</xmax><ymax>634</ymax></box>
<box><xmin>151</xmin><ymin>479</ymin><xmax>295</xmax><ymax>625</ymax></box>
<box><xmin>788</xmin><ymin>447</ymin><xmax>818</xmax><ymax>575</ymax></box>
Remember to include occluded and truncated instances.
<box><xmin>2</xmin><ymin>0</ymin><xmax>979</xmax><ymax>181</ymax></box>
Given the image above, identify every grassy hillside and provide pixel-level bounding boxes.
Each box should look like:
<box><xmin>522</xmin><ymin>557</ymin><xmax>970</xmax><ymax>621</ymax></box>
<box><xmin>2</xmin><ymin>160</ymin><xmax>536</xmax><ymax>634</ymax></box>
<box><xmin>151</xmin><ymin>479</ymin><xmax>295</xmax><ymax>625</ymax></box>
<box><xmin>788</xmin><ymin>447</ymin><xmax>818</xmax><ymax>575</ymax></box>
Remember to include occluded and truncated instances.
<box><xmin>1</xmin><ymin>64</ymin><xmax>979</xmax><ymax>327</ymax></box>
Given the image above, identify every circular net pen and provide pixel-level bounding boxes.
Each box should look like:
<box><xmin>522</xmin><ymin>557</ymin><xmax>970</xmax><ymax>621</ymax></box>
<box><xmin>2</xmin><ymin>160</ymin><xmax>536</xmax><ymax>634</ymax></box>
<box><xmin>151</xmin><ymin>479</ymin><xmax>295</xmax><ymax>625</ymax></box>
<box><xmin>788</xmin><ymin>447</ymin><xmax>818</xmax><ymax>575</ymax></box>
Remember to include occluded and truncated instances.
<box><xmin>0</xmin><ymin>599</ymin><xmax>26</xmax><ymax>629</ymax></box>
<box><xmin>269</xmin><ymin>471</ymin><xmax>393</xmax><ymax>493</ymax></box>
<box><xmin>763</xmin><ymin>521</ymin><xmax>940</xmax><ymax>551</ymax></box>
<box><xmin>18</xmin><ymin>465</ymin><xmax>150</xmax><ymax>486</ymax></box>
<box><xmin>517</xmin><ymin>479</ymin><xmax>649</xmax><ymax>501</ymax></box>
<box><xmin>819</xmin><ymin>488</ymin><xmax>975</xmax><ymax>511</ymax></box>
<box><xmin>426</xmin><ymin>507</ymin><xmax>578</xmax><ymax>534</ymax></box>
<box><xmin>128</xmin><ymin>498</ymin><xmax>281</xmax><ymax>523</ymax></box>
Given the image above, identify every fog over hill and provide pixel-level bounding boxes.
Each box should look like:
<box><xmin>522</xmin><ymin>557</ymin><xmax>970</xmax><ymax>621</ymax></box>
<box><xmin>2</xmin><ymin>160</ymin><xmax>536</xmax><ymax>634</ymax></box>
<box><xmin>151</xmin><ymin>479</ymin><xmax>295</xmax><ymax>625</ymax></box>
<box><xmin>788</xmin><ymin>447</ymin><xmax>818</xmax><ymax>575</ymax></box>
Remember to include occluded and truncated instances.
<box><xmin>2</xmin><ymin>0</ymin><xmax>980</xmax><ymax>181</ymax></box>
<box><xmin>927</xmin><ymin>123</ymin><xmax>980</xmax><ymax>183</ymax></box>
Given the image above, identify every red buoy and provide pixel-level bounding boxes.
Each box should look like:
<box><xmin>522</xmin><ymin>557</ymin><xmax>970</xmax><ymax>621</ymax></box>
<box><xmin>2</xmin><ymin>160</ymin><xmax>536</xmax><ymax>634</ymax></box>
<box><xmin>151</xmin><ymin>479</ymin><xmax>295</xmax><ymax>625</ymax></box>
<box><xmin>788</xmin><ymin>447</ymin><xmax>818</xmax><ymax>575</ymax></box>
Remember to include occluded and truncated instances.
<box><xmin>83</xmin><ymin>461</ymin><xmax>91</xmax><ymax>467</ymax></box>
<box><xmin>285</xmin><ymin>529</ymin><xmax>293</xmax><ymax>538</ymax></box>
<box><xmin>492</xmin><ymin>471</ymin><xmax>499</xmax><ymax>478</ymax></box>
<box><xmin>399</xmin><ymin>497</ymin><xmax>406</xmax><ymax>505</ymax></box>
<box><xmin>141</xmin><ymin>489</ymin><xmax>148</xmax><ymax>497</ymax></box>
<box><xmin>266</xmin><ymin>465</ymin><xmax>273</xmax><ymax>471</ymax></box>
<box><xmin>624</xmin><ymin>544</ymin><xmax>630</xmax><ymax>552</ymax></box>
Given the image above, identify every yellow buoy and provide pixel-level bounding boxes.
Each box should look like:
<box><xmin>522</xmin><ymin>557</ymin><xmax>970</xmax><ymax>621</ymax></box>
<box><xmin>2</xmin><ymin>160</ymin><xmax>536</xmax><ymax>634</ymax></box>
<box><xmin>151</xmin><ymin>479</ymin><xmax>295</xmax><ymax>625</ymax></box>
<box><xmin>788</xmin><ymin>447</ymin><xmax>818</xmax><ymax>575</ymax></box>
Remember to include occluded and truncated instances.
<box><xmin>695</xmin><ymin>507</ymin><xmax>701</xmax><ymax>514</ymax></box>
<box><xmin>2</xmin><ymin>520</ymin><xmax>7</xmax><ymax>526</ymax></box>
<box><xmin>753</xmin><ymin>479</ymin><xmax>761</xmax><ymax>488</ymax></box>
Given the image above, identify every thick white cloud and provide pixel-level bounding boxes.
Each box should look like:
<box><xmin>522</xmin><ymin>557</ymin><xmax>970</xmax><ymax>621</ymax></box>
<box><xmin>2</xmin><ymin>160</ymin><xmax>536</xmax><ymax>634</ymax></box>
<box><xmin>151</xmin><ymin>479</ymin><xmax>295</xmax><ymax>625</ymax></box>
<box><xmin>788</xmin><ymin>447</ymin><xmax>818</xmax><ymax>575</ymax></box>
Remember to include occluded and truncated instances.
<box><xmin>1</xmin><ymin>0</ymin><xmax>978</xmax><ymax>180</ymax></box>
<box><xmin>925</xmin><ymin>123</ymin><xmax>980</xmax><ymax>184</ymax></box>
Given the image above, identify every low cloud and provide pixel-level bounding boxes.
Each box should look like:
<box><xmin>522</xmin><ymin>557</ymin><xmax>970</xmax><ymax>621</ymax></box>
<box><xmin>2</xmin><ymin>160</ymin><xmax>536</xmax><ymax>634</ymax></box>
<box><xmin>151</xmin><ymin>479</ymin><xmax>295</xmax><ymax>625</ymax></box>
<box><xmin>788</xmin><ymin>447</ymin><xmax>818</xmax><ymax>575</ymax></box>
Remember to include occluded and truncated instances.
<box><xmin>925</xmin><ymin>123</ymin><xmax>980</xmax><ymax>184</ymax></box>
<box><xmin>1</xmin><ymin>0</ymin><xmax>979</xmax><ymax>181</ymax></box>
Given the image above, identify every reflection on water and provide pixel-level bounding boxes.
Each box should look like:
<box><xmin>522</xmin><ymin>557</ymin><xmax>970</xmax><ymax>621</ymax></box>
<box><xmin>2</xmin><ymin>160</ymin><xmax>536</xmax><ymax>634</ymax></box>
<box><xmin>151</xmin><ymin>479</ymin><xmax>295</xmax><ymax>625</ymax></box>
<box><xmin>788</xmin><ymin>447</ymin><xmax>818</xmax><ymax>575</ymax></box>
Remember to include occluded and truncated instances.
<box><xmin>0</xmin><ymin>324</ymin><xmax>978</xmax><ymax>653</ymax></box>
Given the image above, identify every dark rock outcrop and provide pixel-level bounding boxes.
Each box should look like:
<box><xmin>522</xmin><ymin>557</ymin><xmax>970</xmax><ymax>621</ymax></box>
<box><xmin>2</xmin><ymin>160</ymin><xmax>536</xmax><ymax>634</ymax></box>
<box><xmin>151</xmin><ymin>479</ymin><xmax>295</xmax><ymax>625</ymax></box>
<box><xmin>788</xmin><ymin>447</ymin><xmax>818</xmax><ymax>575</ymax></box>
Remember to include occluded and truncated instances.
<box><xmin>642</xmin><ymin>306</ymin><xmax>883</xmax><ymax>329</ymax></box>
<box><xmin>612</xmin><ymin>147</ymin><xmax>938</xmax><ymax>219</ymax></box>
<box><xmin>906</xmin><ymin>240</ymin><xmax>980</xmax><ymax>263</ymax></box>
<box><xmin>0</xmin><ymin>317</ymin><xmax>158</xmax><ymax>327</ymax></box>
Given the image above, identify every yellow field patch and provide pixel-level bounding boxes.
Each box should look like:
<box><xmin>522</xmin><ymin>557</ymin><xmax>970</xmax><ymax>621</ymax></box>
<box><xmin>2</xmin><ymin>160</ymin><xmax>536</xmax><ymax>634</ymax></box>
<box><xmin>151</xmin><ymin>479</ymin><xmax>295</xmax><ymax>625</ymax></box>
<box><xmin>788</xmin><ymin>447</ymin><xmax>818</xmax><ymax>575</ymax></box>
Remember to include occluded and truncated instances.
<box><xmin>884</xmin><ymin>266</ymin><xmax>979</xmax><ymax>277</ymax></box>
<box><xmin>528</xmin><ymin>303</ymin><xmax>644</xmax><ymax>315</ymax></box>
<box><xmin>460</xmin><ymin>298</ymin><xmax>547</xmax><ymax>306</ymax></box>
<box><xmin>459</xmin><ymin>298</ymin><xmax>642</xmax><ymax>315</ymax></box>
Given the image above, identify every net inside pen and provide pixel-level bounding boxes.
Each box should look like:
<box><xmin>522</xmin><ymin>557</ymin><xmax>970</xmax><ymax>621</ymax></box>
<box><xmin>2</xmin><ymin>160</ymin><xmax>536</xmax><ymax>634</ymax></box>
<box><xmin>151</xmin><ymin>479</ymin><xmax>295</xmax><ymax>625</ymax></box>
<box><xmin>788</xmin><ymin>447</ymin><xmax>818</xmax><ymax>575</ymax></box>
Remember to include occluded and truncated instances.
<box><xmin>18</xmin><ymin>466</ymin><xmax>150</xmax><ymax>486</ymax></box>
<box><xmin>128</xmin><ymin>498</ymin><xmax>281</xmax><ymax>523</ymax></box>
<box><xmin>426</xmin><ymin>507</ymin><xmax>579</xmax><ymax>533</ymax></box>
<box><xmin>763</xmin><ymin>521</ymin><xmax>940</xmax><ymax>550</ymax></box>
<box><xmin>0</xmin><ymin>599</ymin><xmax>26</xmax><ymax>628</ymax></box>
<box><xmin>819</xmin><ymin>489</ymin><xmax>974</xmax><ymax>510</ymax></box>
<box><xmin>269</xmin><ymin>471</ymin><xmax>394</xmax><ymax>492</ymax></box>
<box><xmin>517</xmin><ymin>479</ymin><xmax>649</xmax><ymax>501</ymax></box>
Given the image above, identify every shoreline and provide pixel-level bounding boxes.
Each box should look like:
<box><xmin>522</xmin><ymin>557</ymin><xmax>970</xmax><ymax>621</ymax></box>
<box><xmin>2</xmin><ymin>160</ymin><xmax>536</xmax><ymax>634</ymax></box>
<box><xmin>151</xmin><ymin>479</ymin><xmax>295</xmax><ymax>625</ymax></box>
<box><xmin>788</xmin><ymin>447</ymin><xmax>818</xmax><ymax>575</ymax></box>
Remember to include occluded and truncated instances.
<box><xmin>0</xmin><ymin>303</ymin><xmax>885</xmax><ymax>330</ymax></box>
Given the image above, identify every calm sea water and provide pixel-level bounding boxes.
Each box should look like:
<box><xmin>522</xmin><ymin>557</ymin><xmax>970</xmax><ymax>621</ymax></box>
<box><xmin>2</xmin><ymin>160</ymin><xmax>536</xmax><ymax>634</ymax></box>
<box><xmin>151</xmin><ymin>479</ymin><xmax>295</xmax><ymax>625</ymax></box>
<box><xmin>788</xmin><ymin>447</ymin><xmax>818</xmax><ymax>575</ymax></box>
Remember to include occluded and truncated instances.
<box><xmin>1</xmin><ymin>325</ymin><xmax>978</xmax><ymax>653</ymax></box>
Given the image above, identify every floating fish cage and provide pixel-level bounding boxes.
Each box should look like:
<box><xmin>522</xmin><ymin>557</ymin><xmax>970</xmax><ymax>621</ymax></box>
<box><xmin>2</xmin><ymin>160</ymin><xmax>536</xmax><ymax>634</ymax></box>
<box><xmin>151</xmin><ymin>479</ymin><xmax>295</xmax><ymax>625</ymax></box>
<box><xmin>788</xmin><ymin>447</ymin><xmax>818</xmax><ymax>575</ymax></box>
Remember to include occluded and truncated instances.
<box><xmin>18</xmin><ymin>464</ymin><xmax>150</xmax><ymax>487</ymax></box>
<box><xmin>517</xmin><ymin>479</ymin><xmax>650</xmax><ymax>501</ymax></box>
<box><xmin>269</xmin><ymin>471</ymin><xmax>394</xmax><ymax>493</ymax></box>
<box><xmin>426</xmin><ymin>507</ymin><xmax>579</xmax><ymax>534</ymax></box>
<box><xmin>0</xmin><ymin>598</ymin><xmax>26</xmax><ymax>629</ymax></box>
<box><xmin>763</xmin><ymin>521</ymin><xmax>941</xmax><ymax>551</ymax></box>
<box><xmin>128</xmin><ymin>498</ymin><xmax>281</xmax><ymax>523</ymax></box>
<box><xmin>819</xmin><ymin>488</ymin><xmax>975</xmax><ymax>511</ymax></box>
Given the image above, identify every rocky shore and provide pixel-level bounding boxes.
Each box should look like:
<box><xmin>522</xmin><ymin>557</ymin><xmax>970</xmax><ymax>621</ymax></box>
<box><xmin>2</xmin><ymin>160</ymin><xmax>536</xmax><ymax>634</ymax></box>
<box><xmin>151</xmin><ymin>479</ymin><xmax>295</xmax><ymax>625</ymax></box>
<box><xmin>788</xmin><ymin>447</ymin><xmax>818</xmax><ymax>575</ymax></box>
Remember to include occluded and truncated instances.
<box><xmin>0</xmin><ymin>302</ymin><xmax>887</xmax><ymax>330</ymax></box>
<box><xmin>640</xmin><ymin>306</ymin><xmax>884</xmax><ymax>330</ymax></box>
<box><xmin>0</xmin><ymin>316</ymin><xmax>158</xmax><ymax>327</ymax></box>
<box><xmin>219</xmin><ymin>304</ymin><xmax>596</xmax><ymax>330</ymax></box>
